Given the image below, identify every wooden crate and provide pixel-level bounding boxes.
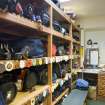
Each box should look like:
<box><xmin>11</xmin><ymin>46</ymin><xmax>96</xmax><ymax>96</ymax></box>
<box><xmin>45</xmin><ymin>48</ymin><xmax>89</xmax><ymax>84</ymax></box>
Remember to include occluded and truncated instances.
<box><xmin>97</xmin><ymin>72</ymin><xmax>105</xmax><ymax>99</ymax></box>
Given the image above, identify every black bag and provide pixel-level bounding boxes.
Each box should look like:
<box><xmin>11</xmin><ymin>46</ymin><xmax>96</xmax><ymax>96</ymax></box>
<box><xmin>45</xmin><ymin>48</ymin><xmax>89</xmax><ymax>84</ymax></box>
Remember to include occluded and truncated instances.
<box><xmin>35</xmin><ymin>66</ymin><xmax>48</xmax><ymax>85</ymax></box>
<box><xmin>57</xmin><ymin>46</ymin><xmax>66</xmax><ymax>56</ymax></box>
<box><xmin>37</xmin><ymin>70</ymin><xmax>48</xmax><ymax>85</ymax></box>
<box><xmin>41</xmin><ymin>12</ymin><xmax>50</xmax><ymax>27</ymax></box>
<box><xmin>53</xmin><ymin>63</ymin><xmax>66</xmax><ymax>78</ymax></box>
<box><xmin>53</xmin><ymin>20</ymin><xmax>61</xmax><ymax>32</ymax></box>
<box><xmin>0</xmin><ymin>43</ymin><xmax>12</xmax><ymax>60</ymax></box>
<box><xmin>0</xmin><ymin>82</ymin><xmax>17</xmax><ymax>104</ymax></box>
<box><xmin>23</xmin><ymin>3</ymin><xmax>36</xmax><ymax>21</ymax></box>
<box><xmin>0</xmin><ymin>92</ymin><xmax>5</xmax><ymax>105</ymax></box>
<box><xmin>11</xmin><ymin>39</ymin><xmax>46</xmax><ymax>59</ymax></box>
<box><xmin>0</xmin><ymin>0</ymin><xmax>23</xmax><ymax>15</ymax></box>
<box><xmin>23</xmin><ymin>70</ymin><xmax>37</xmax><ymax>91</ymax></box>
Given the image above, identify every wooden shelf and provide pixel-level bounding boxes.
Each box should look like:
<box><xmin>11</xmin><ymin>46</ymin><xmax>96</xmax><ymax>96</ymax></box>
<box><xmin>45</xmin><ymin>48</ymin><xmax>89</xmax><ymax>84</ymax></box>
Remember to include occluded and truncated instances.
<box><xmin>53</xmin><ymin>88</ymin><xmax>69</xmax><ymax>105</ymax></box>
<box><xmin>9</xmin><ymin>85</ymin><xmax>49</xmax><ymax>105</ymax></box>
<box><xmin>71</xmin><ymin>80</ymin><xmax>76</xmax><ymax>86</ymax></box>
<box><xmin>44</xmin><ymin>0</ymin><xmax>71</xmax><ymax>23</ymax></box>
<box><xmin>52</xmin><ymin>73</ymin><xmax>71</xmax><ymax>92</ymax></box>
<box><xmin>0</xmin><ymin>11</ymin><xmax>51</xmax><ymax>37</ymax></box>
<box><xmin>72</xmin><ymin>69</ymin><xmax>81</xmax><ymax>74</ymax></box>
<box><xmin>52</xmin><ymin>29</ymin><xmax>72</xmax><ymax>41</ymax></box>
<box><xmin>0</xmin><ymin>55</ymin><xmax>72</xmax><ymax>73</ymax></box>
<box><xmin>73</xmin><ymin>39</ymin><xmax>80</xmax><ymax>45</ymax></box>
<box><xmin>73</xmin><ymin>55</ymin><xmax>80</xmax><ymax>59</ymax></box>
<box><xmin>72</xmin><ymin>23</ymin><xmax>80</xmax><ymax>32</ymax></box>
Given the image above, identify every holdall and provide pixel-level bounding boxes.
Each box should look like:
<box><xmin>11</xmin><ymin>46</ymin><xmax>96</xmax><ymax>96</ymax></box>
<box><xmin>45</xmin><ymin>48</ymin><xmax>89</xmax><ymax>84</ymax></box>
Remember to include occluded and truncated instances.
<box><xmin>38</xmin><ymin>69</ymin><xmax>48</xmax><ymax>85</ymax></box>
<box><xmin>0</xmin><ymin>0</ymin><xmax>23</xmax><ymax>15</ymax></box>
<box><xmin>53</xmin><ymin>63</ymin><xmax>62</xmax><ymax>78</ymax></box>
<box><xmin>11</xmin><ymin>39</ymin><xmax>46</xmax><ymax>59</ymax></box>
<box><xmin>52</xmin><ymin>73</ymin><xmax>57</xmax><ymax>83</ymax></box>
<box><xmin>52</xmin><ymin>43</ymin><xmax>57</xmax><ymax>56</ymax></box>
<box><xmin>0</xmin><ymin>43</ymin><xmax>11</xmax><ymax>60</ymax></box>
<box><xmin>0</xmin><ymin>92</ymin><xmax>5</xmax><ymax>105</ymax></box>
<box><xmin>0</xmin><ymin>64</ymin><xmax>6</xmax><ymax>73</ymax></box>
<box><xmin>41</xmin><ymin>12</ymin><xmax>50</xmax><ymax>27</ymax></box>
<box><xmin>23</xmin><ymin>70</ymin><xmax>37</xmax><ymax>91</ymax></box>
<box><xmin>23</xmin><ymin>3</ymin><xmax>36</xmax><ymax>21</ymax></box>
<box><xmin>76</xmin><ymin>79</ymin><xmax>89</xmax><ymax>90</ymax></box>
<box><xmin>33</xmin><ymin>65</ymin><xmax>48</xmax><ymax>85</ymax></box>
<box><xmin>53</xmin><ymin>20</ymin><xmax>61</xmax><ymax>32</ymax></box>
<box><xmin>0</xmin><ymin>82</ymin><xmax>17</xmax><ymax>104</ymax></box>
<box><xmin>57</xmin><ymin>46</ymin><xmax>66</xmax><ymax>56</ymax></box>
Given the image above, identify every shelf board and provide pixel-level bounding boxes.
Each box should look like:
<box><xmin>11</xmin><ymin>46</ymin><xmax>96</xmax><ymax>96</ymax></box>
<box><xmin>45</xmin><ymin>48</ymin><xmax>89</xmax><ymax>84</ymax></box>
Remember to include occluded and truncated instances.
<box><xmin>44</xmin><ymin>0</ymin><xmax>71</xmax><ymax>23</ymax></box>
<box><xmin>52</xmin><ymin>30</ymin><xmax>72</xmax><ymax>41</ymax></box>
<box><xmin>0</xmin><ymin>11</ymin><xmax>51</xmax><ymax>37</ymax></box>
<box><xmin>52</xmin><ymin>73</ymin><xmax>71</xmax><ymax>92</ymax></box>
<box><xmin>53</xmin><ymin>88</ymin><xmax>69</xmax><ymax>105</ymax></box>
<box><xmin>73</xmin><ymin>39</ymin><xmax>80</xmax><ymax>45</ymax></box>
<box><xmin>72</xmin><ymin>23</ymin><xmax>80</xmax><ymax>32</ymax></box>
<box><xmin>9</xmin><ymin>85</ymin><xmax>49</xmax><ymax>105</ymax></box>
<box><xmin>72</xmin><ymin>69</ymin><xmax>81</xmax><ymax>74</ymax></box>
<box><xmin>71</xmin><ymin>80</ymin><xmax>76</xmax><ymax>86</ymax></box>
<box><xmin>0</xmin><ymin>55</ymin><xmax>72</xmax><ymax>73</ymax></box>
<box><xmin>73</xmin><ymin>55</ymin><xmax>80</xmax><ymax>59</ymax></box>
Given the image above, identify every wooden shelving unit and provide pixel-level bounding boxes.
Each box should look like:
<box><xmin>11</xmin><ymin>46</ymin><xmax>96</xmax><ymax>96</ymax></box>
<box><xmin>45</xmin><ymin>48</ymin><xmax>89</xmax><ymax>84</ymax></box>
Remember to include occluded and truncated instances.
<box><xmin>52</xmin><ymin>88</ymin><xmax>69</xmax><ymax>105</ymax></box>
<box><xmin>71</xmin><ymin>23</ymin><xmax>81</xmax><ymax>87</ymax></box>
<box><xmin>0</xmin><ymin>0</ymin><xmax>80</xmax><ymax>105</ymax></box>
<box><xmin>9</xmin><ymin>85</ymin><xmax>49</xmax><ymax>105</ymax></box>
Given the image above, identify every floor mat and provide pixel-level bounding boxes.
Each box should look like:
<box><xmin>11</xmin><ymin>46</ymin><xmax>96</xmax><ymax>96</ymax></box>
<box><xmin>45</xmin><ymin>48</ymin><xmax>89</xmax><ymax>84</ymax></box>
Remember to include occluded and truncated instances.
<box><xmin>87</xmin><ymin>100</ymin><xmax>105</xmax><ymax>105</ymax></box>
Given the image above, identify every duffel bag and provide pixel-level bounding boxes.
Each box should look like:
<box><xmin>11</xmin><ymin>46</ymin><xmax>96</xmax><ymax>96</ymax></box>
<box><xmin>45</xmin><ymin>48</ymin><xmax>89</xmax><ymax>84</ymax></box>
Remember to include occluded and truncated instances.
<box><xmin>57</xmin><ymin>45</ymin><xmax>66</xmax><ymax>56</ymax></box>
<box><xmin>33</xmin><ymin>65</ymin><xmax>48</xmax><ymax>85</ymax></box>
<box><xmin>37</xmin><ymin>69</ymin><xmax>48</xmax><ymax>85</ymax></box>
<box><xmin>11</xmin><ymin>38</ymin><xmax>46</xmax><ymax>59</ymax></box>
<box><xmin>0</xmin><ymin>0</ymin><xmax>23</xmax><ymax>15</ymax></box>
<box><xmin>76</xmin><ymin>79</ymin><xmax>89</xmax><ymax>90</ymax></box>
<box><xmin>0</xmin><ymin>92</ymin><xmax>5</xmax><ymax>105</ymax></box>
<box><xmin>52</xmin><ymin>43</ymin><xmax>57</xmax><ymax>56</ymax></box>
<box><xmin>53</xmin><ymin>63</ymin><xmax>62</xmax><ymax>78</ymax></box>
<box><xmin>41</xmin><ymin>12</ymin><xmax>50</xmax><ymax>27</ymax></box>
<box><xmin>23</xmin><ymin>70</ymin><xmax>37</xmax><ymax>91</ymax></box>
<box><xmin>53</xmin><ymin>20</ymin><xmax>61</xmax><ymax>32</ymax></box>
<box><xmin>0</xmin><ymin>82</ymin><xmax>17</xmax><ymax>104</ymax></box>
<box><xmin>23</xmin><ymin>3</ymin><xmax>36</xmax><ymax>21</ymax></box>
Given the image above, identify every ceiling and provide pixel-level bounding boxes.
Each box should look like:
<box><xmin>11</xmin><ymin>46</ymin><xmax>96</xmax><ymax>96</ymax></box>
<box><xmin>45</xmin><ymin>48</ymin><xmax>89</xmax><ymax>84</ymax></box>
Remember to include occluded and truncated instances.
<box><xmin>61</xmin><ymin>0</ymin><xmax>105</xmax><ymax>18</ymax></box>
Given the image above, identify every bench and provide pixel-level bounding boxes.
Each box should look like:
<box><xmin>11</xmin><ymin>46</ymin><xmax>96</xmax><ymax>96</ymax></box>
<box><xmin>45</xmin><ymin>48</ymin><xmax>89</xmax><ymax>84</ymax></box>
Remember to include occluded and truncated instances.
<box><xmin>62</xmin><ymin>89</ymin><xmax>88</xmax><ymax>105</ymax></box>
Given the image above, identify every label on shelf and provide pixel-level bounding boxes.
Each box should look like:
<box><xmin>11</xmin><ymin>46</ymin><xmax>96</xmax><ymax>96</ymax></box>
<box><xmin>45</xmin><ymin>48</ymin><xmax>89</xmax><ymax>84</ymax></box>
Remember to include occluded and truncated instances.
<box><xmin>20</xmin><ymin>60</ymin><xmax>26</xmax><ymax>69</ymax></box>
<box><xmin>43</xmin><ymin>57</ymin><xmax>49</xmax><ymax>64</ymax></box>
<box><xmin>32</xmin><ymin>59</ymin><xmax>36</xmax><ymax>66</ymax></box>
<box><xmin>56</xmin><ymin>57</ymin><xmax>59</xmax><ymax>63</ymax></box>
<box><xmin>5</xmin><ymin>61</ymin><xmax>14</xmax><ymax>71</ymax></box>
<box><xmin>26</xmin><ymin>59</ymin><xmax>32</xmax><ymax>68</ymax></box>
<box><xmin>14</xmin><ymin>60</ymin><xmax>19</xmax><ymax>69</ymax></box>
<box><xmin>0</xmin><ymin>63</ymin><xmax>5</xmax><ymax>73</ymax></box>
<box><xmin>36</xmin><ymin>58</ymin><xmax>42</xmax><ymax>65</ymax></box>
<box><xmin>43</xmin><ymin>90</ymin><xmax>47</xmax><ymax>97</ymax></box>
<box><xmin>52</xmin><ymin>57</ymin><xmax>56</xmax><ymax>63</ymax></box>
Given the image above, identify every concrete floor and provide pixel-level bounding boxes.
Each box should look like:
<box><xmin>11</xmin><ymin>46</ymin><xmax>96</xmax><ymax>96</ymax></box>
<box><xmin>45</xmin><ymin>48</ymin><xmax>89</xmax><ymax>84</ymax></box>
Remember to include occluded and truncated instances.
<box><xmin>87</xmin><ymin>100</ymin><xmax>105</xmax><ymax>105</ymax></box>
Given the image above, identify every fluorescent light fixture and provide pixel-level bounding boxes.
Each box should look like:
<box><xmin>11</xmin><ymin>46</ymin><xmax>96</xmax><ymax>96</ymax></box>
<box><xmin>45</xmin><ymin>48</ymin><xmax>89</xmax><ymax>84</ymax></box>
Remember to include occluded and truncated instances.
<box><xmin>60</xmin><ymin>0</ymin><xmax>70</xmax><ymax>3</ymax></box>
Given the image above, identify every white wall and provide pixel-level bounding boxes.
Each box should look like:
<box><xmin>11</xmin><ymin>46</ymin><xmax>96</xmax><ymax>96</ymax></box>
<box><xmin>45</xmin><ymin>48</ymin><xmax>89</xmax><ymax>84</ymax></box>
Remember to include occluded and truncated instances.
<box><xmin>79</xmin><ymin>16</ymin><xmax>105</xmax><ymax>29</ymax></box>
<box><xmin>79</xmin><ymin>16</ymin><xmax>105</xmax><ymax>65</ymax></box>
<box><xmin>85</xmin><ymin>30</ymin><xmax>105</xmax><ymax>65</ymax></box>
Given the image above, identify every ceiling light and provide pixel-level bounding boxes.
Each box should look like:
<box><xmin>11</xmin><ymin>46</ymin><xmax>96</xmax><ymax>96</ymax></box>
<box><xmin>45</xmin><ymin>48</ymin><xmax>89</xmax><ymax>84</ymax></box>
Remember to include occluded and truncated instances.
<box><xmin>60</xmin><ymin>0</ymin><xmax>70</xmax><ymax>3</ymax></box>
